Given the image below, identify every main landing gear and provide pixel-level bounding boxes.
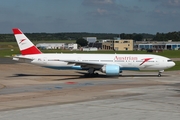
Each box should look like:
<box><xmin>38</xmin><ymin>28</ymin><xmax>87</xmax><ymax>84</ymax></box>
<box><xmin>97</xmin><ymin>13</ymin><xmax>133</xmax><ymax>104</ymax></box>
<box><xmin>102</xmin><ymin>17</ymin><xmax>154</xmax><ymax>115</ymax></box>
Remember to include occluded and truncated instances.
<box><xmin>85</xmin><ymin>68</ymin><xmax>99</xmax><ymax>77</ymax></box>
<box><xmin>158</xmin><ymin>70</ymin><xmax>164</xmax><ymax>77</ymax></box>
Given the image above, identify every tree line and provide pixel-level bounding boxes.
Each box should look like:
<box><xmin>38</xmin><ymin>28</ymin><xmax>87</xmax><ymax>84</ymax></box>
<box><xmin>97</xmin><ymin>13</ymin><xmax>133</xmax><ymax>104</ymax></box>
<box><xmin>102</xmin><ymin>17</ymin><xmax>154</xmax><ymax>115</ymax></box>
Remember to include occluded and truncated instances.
<box><xmin>0</xmin><ymin>31</ymin><xmax>180</xmax><ymax>42</ymax></box>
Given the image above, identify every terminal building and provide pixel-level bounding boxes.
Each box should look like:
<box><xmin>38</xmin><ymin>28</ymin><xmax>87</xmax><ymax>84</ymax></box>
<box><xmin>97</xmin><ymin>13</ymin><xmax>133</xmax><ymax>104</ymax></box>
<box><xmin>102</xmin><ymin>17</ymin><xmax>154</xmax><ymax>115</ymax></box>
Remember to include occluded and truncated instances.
<box><xmin>135</xmin><ymin>41</ymin><xmax>180</xmax><ymax>50</ymax></box>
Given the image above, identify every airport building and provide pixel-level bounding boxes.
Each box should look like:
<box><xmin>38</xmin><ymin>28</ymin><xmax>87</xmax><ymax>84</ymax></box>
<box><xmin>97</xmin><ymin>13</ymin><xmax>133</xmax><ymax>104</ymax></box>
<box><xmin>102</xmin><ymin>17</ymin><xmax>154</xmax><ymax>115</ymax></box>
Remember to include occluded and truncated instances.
<box><xmin>88</xmin><ymin>42</ymin><xmax>102</xmax><ymax>49</ymax></box>
<box><xmin>102</xmin><ymin>39</ymin><xmax>134</xmax><ymax>51</ymax></box>
<box><xmin>81</xmin><ymin>47</ymin><xmax>98</xmax><ymax>51</ymax></box>
<box><xmin>83</xmin><ymin>37</ymin><xmax>97</xmax><ymax>43</ymax></box>
<box><xmin>134</xmin><ymin>41</ymin><xmax>180</xmax><ymax>50</ymax></box>
<box><xmin>36</xmin><ymin>43</ymin><xmax>78</xmax><ymax>50</ymax></box>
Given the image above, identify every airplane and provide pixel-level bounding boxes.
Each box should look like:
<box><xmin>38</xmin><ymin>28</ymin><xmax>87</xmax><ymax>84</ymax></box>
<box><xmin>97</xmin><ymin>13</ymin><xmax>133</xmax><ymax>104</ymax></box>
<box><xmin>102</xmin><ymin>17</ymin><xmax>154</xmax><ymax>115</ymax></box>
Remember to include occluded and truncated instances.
<box><xmin>12</xmin><ymin>28</ymin><xmax>175</xmax><ymax>77</ymax></box>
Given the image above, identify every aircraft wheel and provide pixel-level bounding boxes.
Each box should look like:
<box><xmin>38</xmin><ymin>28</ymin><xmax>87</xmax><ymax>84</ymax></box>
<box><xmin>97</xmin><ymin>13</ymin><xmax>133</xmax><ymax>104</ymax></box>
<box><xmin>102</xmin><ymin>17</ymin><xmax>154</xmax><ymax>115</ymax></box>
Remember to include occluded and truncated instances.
<box><xmin>158</xmin><ymin>73</ymin><xmax>161</xmax><ymax>77</ymax></box>
<box><xmin>94</xmin><ymin>72</ymin><xmax>99</xmax><ymax>76</ymax></box>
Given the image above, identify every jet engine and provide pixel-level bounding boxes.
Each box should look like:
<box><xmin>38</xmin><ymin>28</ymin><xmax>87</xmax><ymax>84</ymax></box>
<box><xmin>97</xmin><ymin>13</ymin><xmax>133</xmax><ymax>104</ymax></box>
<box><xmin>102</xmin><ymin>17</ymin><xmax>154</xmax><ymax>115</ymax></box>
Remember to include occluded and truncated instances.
<box><xmin>101</xmin><ymin>64</ymin><xmax>120</xmax><ymax>76</ymax></box>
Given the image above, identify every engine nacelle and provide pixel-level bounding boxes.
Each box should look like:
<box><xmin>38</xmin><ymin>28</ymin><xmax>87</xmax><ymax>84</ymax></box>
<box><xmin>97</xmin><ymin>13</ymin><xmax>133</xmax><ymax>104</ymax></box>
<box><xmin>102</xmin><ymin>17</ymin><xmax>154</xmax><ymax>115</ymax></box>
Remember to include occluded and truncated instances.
<box><xmin>101</xmin><ymin>65</ymin><xmax>120</xmax><ymax>76</ymax></box>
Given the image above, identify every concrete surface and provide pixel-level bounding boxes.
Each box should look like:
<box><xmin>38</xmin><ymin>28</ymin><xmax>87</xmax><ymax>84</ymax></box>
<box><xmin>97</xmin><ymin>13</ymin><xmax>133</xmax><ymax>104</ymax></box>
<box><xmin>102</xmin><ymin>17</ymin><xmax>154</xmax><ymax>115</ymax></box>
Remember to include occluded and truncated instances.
<box><xmin>0</xmin><ymin>85</ymin><xmax>180</xmax><ymax>120</ymax></box>
<box><xmin>0</xmin><ymin>60</ymin><xmax>180</xmax><ymax>120</ymax></box>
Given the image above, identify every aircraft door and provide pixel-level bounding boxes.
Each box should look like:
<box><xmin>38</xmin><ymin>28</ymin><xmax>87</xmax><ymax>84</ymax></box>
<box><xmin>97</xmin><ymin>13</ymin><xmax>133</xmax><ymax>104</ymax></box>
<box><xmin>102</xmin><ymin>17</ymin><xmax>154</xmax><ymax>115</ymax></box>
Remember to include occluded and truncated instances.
<box><xmin>43</xmin><ymin>57</ymin><xmax>47</xmax><ymax>64</ymax></box>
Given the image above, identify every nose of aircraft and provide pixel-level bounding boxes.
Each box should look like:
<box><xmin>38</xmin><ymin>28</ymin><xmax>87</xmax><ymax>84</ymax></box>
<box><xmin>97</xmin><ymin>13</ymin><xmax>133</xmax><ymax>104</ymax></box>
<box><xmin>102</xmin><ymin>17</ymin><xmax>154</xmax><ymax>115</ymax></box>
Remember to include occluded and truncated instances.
<box><xmin>172</xmin><ymin>61</ymin><xmax>175</xmax><ymax>66</ymax></box>
<box><xmin>170</xmin><ymin>61</ymin><xmax>176</xmax><ymax>67</ymax></box>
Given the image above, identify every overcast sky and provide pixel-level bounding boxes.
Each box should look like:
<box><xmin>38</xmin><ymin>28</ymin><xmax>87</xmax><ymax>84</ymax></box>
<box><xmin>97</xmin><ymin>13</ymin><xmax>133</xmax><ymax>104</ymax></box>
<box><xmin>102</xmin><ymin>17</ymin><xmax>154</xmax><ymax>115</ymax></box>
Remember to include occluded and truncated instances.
<box><xmin>0</xmin><ymin>0</ymin><xmax>180</xmax><ymax>34</ymax></box>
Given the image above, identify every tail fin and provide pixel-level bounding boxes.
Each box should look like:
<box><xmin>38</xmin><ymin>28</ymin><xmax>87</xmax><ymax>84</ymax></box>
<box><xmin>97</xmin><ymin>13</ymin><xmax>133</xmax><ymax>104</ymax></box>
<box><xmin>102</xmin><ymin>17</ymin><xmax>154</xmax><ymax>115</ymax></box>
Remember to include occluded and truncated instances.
<box><xmin>12</xmin><ymin>28</ymin><xmax>42</xmax><ymax>55</ymax></box>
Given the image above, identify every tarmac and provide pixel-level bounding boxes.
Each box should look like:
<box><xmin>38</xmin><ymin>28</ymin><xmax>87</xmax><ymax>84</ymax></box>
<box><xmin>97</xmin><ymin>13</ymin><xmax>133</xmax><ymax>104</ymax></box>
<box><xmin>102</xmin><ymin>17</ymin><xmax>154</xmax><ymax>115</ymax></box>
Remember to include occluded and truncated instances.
<box><xmin>0</xmin><ymin>58</ymin><xmax>180</xmax><ymax>120</ymax></box>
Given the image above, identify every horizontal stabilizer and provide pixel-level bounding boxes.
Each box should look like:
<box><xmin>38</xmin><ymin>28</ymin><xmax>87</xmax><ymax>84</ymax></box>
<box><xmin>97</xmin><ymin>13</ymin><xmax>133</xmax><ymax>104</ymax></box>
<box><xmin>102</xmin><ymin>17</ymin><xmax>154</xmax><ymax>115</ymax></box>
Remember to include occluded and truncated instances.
<box><xmin>13</xmin><ymin>56</ymin><xmax>33</xmax><ymax>63</ymax></box>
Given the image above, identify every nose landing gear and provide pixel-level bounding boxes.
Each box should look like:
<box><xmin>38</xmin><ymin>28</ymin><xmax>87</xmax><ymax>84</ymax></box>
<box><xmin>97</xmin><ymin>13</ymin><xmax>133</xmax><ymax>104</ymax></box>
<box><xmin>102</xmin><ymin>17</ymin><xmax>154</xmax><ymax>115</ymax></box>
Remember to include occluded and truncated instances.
<box><xmin>158</xmin><ymin>72</ymin><xmax>161</xmax><ymax>77</ymax></box>
<box><xmin>158</xmin><ymin>70</ymin><xmax>164</xmax><ymax>77</ymax></box>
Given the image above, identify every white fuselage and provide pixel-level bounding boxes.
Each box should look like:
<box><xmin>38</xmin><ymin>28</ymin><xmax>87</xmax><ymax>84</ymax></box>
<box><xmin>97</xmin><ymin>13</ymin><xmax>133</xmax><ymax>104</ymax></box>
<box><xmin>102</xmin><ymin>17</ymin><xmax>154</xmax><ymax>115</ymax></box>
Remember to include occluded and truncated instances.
<box><xmin>15</xmin><ymin>53</ymin><xmax>175</xmax><ymax>71</ymax></box>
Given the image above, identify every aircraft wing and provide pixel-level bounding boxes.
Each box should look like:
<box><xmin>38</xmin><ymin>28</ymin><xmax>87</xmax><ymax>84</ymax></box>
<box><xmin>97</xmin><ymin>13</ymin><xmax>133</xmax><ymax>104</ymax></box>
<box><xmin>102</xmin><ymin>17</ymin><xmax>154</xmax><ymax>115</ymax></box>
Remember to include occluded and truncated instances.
<box><xmin>60</xmin><ymin>60</ymin><xmax>119</xmax><ymax>69</ymax></box>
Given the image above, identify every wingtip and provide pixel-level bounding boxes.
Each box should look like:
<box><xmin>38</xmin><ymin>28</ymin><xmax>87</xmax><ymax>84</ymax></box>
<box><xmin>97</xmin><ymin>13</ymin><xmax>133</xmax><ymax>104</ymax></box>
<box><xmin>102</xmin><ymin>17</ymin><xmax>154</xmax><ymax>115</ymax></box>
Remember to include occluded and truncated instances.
<box><xmin>12</xmin><ymin>28</ymin><xmax>23</xmax><ymax>34</ymax></box>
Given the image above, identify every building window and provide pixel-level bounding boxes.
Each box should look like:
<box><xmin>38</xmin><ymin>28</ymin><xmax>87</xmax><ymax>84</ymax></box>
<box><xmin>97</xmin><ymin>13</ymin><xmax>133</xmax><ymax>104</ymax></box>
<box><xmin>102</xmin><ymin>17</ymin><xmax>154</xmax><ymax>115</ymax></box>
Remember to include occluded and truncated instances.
<box><xmin>124</xmin><ymin>47</ymin><xmax>128</xmax><ymax>50</ymax></box>
<box><xmin>172</xmin><ymin>45</ymin><xmax>177</xmax><ymax>49</ymax></box>
<box><xmin>123</xmin><ymin>41</ymin><xmax>129</xmax><ymax>43</ymax></box>
<box><xmin>144</xmin><ymin>45</ymin><xmax>149</xmax><ymax>49</ymax></box>
<box><xmin>149</xmin><ymin>45</ymin><xmax>152</xmax><ymax>49</ymax></box>
<box><xmin>139</xmin><ymin>45</ymin><xmax>144</xmax><ymax>49</ymax></box>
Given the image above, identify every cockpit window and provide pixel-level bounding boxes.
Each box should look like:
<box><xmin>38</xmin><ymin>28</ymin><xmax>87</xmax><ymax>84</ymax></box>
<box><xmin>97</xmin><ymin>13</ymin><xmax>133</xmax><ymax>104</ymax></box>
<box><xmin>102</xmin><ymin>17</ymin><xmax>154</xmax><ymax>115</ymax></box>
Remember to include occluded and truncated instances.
<box><xmin>167</xmin><ymin>60</ymin><xmax>173</xmax><ymax>62</ymax></box>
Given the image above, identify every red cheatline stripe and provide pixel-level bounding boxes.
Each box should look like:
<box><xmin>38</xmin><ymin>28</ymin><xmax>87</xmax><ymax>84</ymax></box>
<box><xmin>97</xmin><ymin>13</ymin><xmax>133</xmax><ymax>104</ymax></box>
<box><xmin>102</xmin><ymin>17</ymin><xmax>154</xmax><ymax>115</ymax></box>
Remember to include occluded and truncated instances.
<box><xmin>12</xmin><ymin>28</ymin><xmax>22</xmax><ymax>34</ymax></box>
<box><xmin>140</xmin><ymin>58</ymin><xmax>152</xmax><ymax>65</ymax></box>
<box><xmin>66</xmin><ymin>82</ymin><xmax>77</xmax><ymax>84</ymax></box>
<box><xmin>21</xmin><ymin>46</ymin><xmax>42</xmax><ymax>55</ymax></box>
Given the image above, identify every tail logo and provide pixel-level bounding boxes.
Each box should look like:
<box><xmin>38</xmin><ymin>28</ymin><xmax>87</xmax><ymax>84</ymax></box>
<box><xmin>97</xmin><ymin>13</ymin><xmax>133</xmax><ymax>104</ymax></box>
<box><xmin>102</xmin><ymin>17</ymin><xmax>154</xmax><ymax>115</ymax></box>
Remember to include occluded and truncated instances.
<box><xmin>19</xmin><ymin>39</ymin><xmax>26</xmax><ymax>44</ymax></box>
<box><xmin>140</xmin><ymin>58</ymin><xmax>153</xmax><ymax>66</ymax></box>
<box><xmin>13</xmin><ymin>28</ymin><xmax>42</xmax><ymax>55</ymax></box>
